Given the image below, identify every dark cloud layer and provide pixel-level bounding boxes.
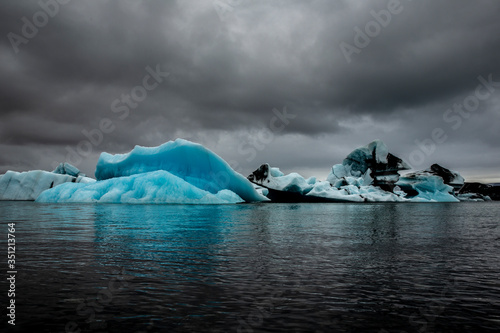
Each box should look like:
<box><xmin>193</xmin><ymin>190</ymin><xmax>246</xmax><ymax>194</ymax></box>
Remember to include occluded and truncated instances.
<box><xmin>0</xmin><ymin>0</ymin><xmax>499</xmax><ymax>181</ymax></box>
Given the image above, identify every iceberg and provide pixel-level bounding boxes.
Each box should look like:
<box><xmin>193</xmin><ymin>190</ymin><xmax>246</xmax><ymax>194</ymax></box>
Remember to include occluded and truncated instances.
<box><xmin>248</xmin><ymin>164</ymin><xmax>315</xmax><ymax>195</ymax></box>
<box><xmin>37</xmin><ymin>139</ymin><xmax>267</xmax><ymax>204</ymax></box>
<box><xmin>456</xmin><ymin>192</ymin><xmax>492</xmax><ymax>202</ymax></box>
<box><xmin>396</xmin><ymin>172</ymin><xmax>459</xmax><ymax>202</ymax></box>
<box><xmin>248</xmin><ymin>140</ymin><xmax>466</xmax><ymax>203</ymax></box>
<box><xmin>248</xmin><ymin>163</ymin><xmax>405</xmax><ymax>202</ymax></box>
<box><xmin>458</xmin><ymin>182</ymin><xmax>498</xmax><ymax>201</ymax></box>
<box><xmin>306</xmin><ymin>181</ymin><xmax>366</xmax><ymax>202</ymax></box>
<box><xmin>1</xmin><ymin>138</ymin><xmax>484</xmax><ymax>204</ymax></box>
<box><xmin>395</xmin><ymin>164</ymin><xmax>465</xmax><ymax>202</ymax></box>
<box><xmin>37</xmin><ymin>170</ymin><xmax>244</xmax><ymax>204</ymax></box>
<box><xmin>328</xmin><ymin>140</ymin><xmax>410</xmax><ymax>191</ymax></box>
<box><xmin>52</xmin><ymin>162</ymin><xmax>85</xmax><ymax>177</ymax></box>
<box><xmin>95</xmin><ymin>139</ymin><xmax>266</xmax><ymax>203</ymax></box>
<box><xmin>248</xmin><ymin>164</ymin><xmax>333</xmax><ymax>202</ymax></box>
<box><xmin>0</xmin><ymin>169</ymin><xmax>95</xmax><ymax>201</ymax></box>
<box><xmin>422</xmin><ymin>164</ymin><xmax>464</xmax><ymax>192</ymax></box>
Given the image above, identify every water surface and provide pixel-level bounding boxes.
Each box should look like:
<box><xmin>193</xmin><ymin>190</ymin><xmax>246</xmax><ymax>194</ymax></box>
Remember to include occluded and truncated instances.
<box><xmin>1</xmin><ymin>202</ymin><xmax>499</xmax><ymax>332</ymax></box>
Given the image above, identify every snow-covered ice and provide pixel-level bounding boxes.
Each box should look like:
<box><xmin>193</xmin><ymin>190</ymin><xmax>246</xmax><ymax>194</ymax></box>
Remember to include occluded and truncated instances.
<box><xmin>0</xmin><ymin>170</ymin><xmax>95</xmax><ymax>201</ymax></box>
<box><xmin>249</xmin><ymin>164</ymin><xmax>315</xmax><ymax>195</ymax></box>
<box><xmin>248</xmin><ymin>140</ymin><xmax>465</xmax><ymax>203</ymax></box>
<box><xmin>306</xmin><ymin>181</ymin><xmax>365</xmax><ymax>202</ymax></box>
<box><xmin>248</xmin><ymin>163</ymin><xmax>406</xmax><ymax>202</ymax></box>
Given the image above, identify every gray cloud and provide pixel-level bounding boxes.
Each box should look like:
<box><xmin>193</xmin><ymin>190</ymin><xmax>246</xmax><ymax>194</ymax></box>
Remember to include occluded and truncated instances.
<box><xmin>0</xmin><ymin>0</ymin><xmax>499</xmax><ymax>182</ymax></box>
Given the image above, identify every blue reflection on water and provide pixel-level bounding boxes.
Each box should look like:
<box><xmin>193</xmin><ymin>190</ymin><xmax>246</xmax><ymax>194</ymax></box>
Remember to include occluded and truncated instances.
<box><xmin>0</xmin><ymin>201</ymin><xmax>499</xmax><ymax>332</ymax></box>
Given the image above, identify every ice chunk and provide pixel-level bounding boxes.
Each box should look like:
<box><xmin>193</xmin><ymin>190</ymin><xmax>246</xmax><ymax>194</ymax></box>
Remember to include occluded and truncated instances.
<box><xmin>306</xmin><ymin>176</ymin><xmax>317</xmax><ymax>185</ymax></box>
<box><xmin>52</xmin><ymin>162</ymin><xmax>84</xmax><ymax>177</ymax></box>
<box><xmin>305</xmin><ymin>180</ymin><xmax>406</xmax><ymax>202</ymax></box>
<box><xmin>306</xmin><ymin>181</ymin><xmax>365</xmax><ymax>202</ymax></box>
<box><xmin>456</xmin><ymin>193</ymin><xmax>492</xmax><ymax>202</ymax></box>
<box><xmin>36</xmin><ymin>170</ymin><xmax>244</xmax><ymax>204</ymax></box>
<box><xmin>424</xmin><ymin>164</ymin><xmax>465</xmax><ymax>192</ymax></box>
<box><xmin>356</xmin><ymin>185</ymin><xmax>407</xmax><ymax>202</ymax></box>
<box><xmin>278</xmin><ymin>173</ymin><xmax>315</xmax><ymax>194</ymax></box>
<box><xmin>396</xmin><ymin>164</ymin><xmax>466</xmax><ymax>202</ymax></box>
<box><xmin>331</xmin><ymin>164</ymin><xmax>348</xmax><ymax>179</ymax></box>
<box><xmin>248</xmin><ymin>164</ymin><xmax>332</xmax><ymax>202</ymax></box>
<box><xmin>397</xmin><ymin>173</ymin><xmax>459</xmax><ymax>202</ymax></box>
<box><xmin>326</xmin><ymin>164</ymin><xmax>373</xmax><ymax>188</ymax></box>
<box><xmin>248</xmin><ymin>163</ymin><xmax>314</xmax><ymax>195</ymax></box>
<box><xmin>340</xmin><ymin>140</ymin><xmax>410</xmax><ymax>191</ymax></box>
<box><xmin>252</xmin><ymin>184</ymin><xmax>269</xmax><ymax>197</ymax></box>
<box><xmin>343</xmin><ymin>140</ymin><xmax>409</xmax><ymax>174</ymax></box>
<box><xmin>248</xmin><ymin>164</ymin><xmax>398</xmax><ymax>202</ymax></box>
<box><xmin>0</xmin><ymin>170</ymin><xmax>95</xmax><ymax>201</ymax></box>
<box><xmin>95</xmin><ymin>139</ymin><xmax>266</xmax><ymax>202</ymax></box>
<box><xmin>269</xmin><ymin>167</ymin><xmax>284</xmax><ymax>177</ymax></box>
<box><xmin>248</xmin><ymin>140</ymin><xmax>466</xmax><ymax>203</ymax></box>
<box><xmin>459</xmin><ymin>182</ymin><xmax>500</xmax><ymax>201</ymax></box>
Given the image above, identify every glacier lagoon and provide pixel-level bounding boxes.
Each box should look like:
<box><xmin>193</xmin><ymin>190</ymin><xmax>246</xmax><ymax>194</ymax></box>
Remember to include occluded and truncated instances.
<box><xmin>2</xmin><ymin>200</ymin><xmax>500</xmax><ymax>332</ymax></box>
<box><xmin>2</xmin><ymin>138</ymin><xmax>499</xmax><ymax>331</ymax></box>
<box><xmin>3</xmin><ymin>138</ymin><xmax>495</xmax><ymax>204</ymax></box>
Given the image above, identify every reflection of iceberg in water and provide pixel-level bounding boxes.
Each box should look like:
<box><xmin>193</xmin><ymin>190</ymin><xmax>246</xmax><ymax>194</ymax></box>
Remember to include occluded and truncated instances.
<box><xmin>91</xmin><ymin>204</ymin><xmax>231</xmax><ymax>272</ymax></box>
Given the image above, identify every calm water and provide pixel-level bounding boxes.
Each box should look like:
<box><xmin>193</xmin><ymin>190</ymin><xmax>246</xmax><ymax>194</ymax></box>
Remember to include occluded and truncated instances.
<box><xmin>1</xmin><ymin>202</ymin><xmax>500</xmax><ymax>332</ymax></box>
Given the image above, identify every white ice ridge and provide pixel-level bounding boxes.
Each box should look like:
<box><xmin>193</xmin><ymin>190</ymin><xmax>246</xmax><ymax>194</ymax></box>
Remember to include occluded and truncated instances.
<box><xmin>248</xmin><ymin>140</ymin><xmax>462</xmax><ymax>203</ymax></box>
<box><xmin>249</xmin><ymin>163</ymin><xmax>405</xmax><ymax>202</ymax></box>
<box><xmin>250</xmin><ymin>163</ymin><xmax>461</xmax><ymax>203</ymax></box>
<box><xmin>0</xmin><ymin>170</ymin><xmax>95</xmax><ymax>201</ymax></box>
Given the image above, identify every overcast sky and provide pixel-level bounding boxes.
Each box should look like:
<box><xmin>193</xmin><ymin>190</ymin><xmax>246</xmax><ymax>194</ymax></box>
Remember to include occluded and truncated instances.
<box><xmin>1</xmin><ymin>0</ymin><xmax>499</xmax><ymax>182</ymax></box>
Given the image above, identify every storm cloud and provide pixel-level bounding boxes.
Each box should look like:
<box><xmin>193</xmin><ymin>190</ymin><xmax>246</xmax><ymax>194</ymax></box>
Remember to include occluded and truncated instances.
<box><xmin>1</xmin><ymin>0</ymin><xmax>499</xmax><ymax>181</ymax></box>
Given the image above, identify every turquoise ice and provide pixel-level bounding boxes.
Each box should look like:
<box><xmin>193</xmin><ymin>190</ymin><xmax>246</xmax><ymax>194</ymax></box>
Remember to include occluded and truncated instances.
<box><xmin>37</xmin><ymin>139</ymin><xmax>267</xmax><ymax>204</ymax></box>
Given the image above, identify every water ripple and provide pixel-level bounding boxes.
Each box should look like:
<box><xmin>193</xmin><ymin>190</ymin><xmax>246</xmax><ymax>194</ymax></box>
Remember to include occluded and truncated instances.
<box><xmin>0</xmin><ymin>201</ymin><xmax>499</xmax><ymax>332</ymax></box>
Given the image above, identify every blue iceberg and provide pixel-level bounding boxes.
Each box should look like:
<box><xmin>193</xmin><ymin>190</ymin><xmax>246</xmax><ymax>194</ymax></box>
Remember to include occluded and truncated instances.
<box><xmin>2</xmin><ymin>138</ymin><xmax>478</xmax><ymax>204</ymax></box>
<box><xmin>37</xmin><ymin>170</ymin><xmax>245</xmax><ymax>204</ymax></box>
<box><xmin>396</xmin><ymin>169</ymin><xmax>460</xmax><ymax>202</ymax></box>
<box><xmin>37</xmin><ymin>139</ymin><xmax>267</xmax><ymax>204</ymax></box>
